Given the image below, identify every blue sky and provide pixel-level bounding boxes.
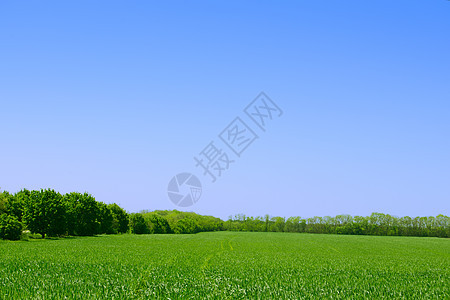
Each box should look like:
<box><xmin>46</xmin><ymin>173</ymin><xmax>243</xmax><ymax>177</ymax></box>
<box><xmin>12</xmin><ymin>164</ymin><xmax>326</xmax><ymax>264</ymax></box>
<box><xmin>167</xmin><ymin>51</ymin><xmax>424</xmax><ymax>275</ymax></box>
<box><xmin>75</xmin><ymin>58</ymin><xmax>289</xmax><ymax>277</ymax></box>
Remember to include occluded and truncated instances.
<box><xmin>1</xmin><ymin>1</ymin><xmax>449</xmax><ymax>220</ymax></box>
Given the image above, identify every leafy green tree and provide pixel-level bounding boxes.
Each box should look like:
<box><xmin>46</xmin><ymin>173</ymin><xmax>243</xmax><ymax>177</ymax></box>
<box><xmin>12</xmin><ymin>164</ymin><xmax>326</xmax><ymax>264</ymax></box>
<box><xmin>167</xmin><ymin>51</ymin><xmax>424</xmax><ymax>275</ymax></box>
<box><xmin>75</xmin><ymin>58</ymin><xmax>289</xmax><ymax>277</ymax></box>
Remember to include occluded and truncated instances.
<box><xmin>97</xmin><ymin>202</ymin><xmax>114</xmax><ymax>234</ymax></box>
<box><xmin>7</xmin><ymin>189</ymin><xmax>29</xmax><ymax>222</ymax></box>
<box><xmin>286</xmin><ymin>216</ymin><xmax>301</xmax><ymax>233</ymax></box>
<box><xmin>264</xmin><ymin>214</ymin><xmax>270</xmax><ymax>232</ymax></box>
<box><xmin>64</xmin><ymin>192</ymin><xmax>100</xmax><ymax>236</ymax></box>
<box><xmin>352</xmin><ymin>216</ymin><xmax>368</xmax><ymax>235</ymax></box>
<box><xmin>399</xmin><ymin>216</ymin><xmax>413</xmax><ymax>236</ymax></box>
<box><xmin>0</xmin><ymin>214</ymin><xmax>22</xmax><ymax>240</ymax></box>
<box><xmin>271</xmin><ymin>217</ymin><xmax>285</xmax><ymax>232</ymax></box>
<box><xmin>145</xmin><ymin>210</ymin><xmax>222</xmax><ymax>234</ymax></box>
<box><xmin>224</xmin><ymin>216</ymin><xmax>241</xmax><ymax>231</ymax></box>
<box><xmin>197</xmin><ymin>215</ymin><xmax>223</xmax><ymax>232</ymax></box>
<box><xmin>108</xmin><ymin>203</ymin><xmax>129</xmax><ymax>233</ymax></box>
<box><xmin>435</xmin><ymin>215</ymin><xmax>450</xmax><ymax>237</ymax></box>
<box><xmin>170</xmin><ymin>217</ymin><xmax>198</xmax><ymax>234</ymax></box>
<box><xmin>278</xmin><ymin>217</ymin><xmax>287</xmax><ymax>232</ymax></box>
<box><xmin>0</xmin><ymin>191</ymin><xmax>11</xmax><ymax>215</ymax></box>
<box><xmin>129</xmin><ymin>213</ymin><xmax>149</xmax><ymax>234</ymax></box>
<box><xmin>23</xmin><ymin>189</ymin><xmax>66</xmax><ymax>238</ymax></box>
<box><xmin>241</xmin><ymin>216</ymin><xmax>264</xmax><ymax>232</ymax></box>
<box><xmin>145</xmin><ymin>214</ymin><xmax>171</xmax><ymax>234</ymax></box>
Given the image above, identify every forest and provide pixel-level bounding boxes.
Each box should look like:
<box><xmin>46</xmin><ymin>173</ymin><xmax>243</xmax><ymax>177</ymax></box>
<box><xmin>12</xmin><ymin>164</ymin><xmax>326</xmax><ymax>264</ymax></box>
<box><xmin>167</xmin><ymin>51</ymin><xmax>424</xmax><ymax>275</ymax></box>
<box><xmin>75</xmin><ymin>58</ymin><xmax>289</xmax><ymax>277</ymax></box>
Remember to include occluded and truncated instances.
<box><xmin>1</xmin><ymin>189</ymin><xmax>449</xmax><ymax>240</ymax></box>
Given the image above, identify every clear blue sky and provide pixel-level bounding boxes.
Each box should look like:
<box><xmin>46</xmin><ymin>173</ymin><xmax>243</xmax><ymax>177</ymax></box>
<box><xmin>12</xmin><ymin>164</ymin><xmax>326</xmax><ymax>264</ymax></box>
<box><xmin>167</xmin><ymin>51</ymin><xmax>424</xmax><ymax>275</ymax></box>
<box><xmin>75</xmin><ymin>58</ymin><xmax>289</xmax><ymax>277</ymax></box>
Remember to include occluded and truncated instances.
<box><xmin>1</xmin><ymin>1</ymin><xmax>449</xmax><ymax>220</ymax></box>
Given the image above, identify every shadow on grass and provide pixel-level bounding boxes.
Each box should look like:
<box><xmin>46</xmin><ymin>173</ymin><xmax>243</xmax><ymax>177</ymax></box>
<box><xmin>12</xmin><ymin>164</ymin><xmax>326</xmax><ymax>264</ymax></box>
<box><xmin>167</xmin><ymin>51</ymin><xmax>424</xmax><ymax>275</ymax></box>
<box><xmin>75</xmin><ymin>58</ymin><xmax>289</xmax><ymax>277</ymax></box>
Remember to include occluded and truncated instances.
<box><xmin>19</xmin><ymin>233</ymin><xmax>116</xmax><ymax>241</ymax></box>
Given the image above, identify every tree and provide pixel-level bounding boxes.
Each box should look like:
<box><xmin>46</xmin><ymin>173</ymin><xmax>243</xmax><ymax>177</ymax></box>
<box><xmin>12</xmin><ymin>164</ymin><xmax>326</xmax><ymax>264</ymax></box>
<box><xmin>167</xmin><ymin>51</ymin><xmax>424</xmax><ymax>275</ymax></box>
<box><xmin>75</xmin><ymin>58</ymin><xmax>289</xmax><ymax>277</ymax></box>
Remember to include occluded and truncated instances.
<box><xmin>108</xmin><ymin>203</ymin><xmax>129</xmax><ymax>233</ymax></box>
<box><xmin>23</xmin><ymin>189</ymin><xmax>66</xmax><ymax>238</ymax></box>
<box><xmin>0</xmin><ymin>191</ymin><xmax>11</xmax><ymax>215</ymax></box>
<box><xmin>197</xmin><ymin>215</ymin><xmax>223</xmax><ymax>232</ymax></box>
<box><xmin>352</xmin><ymin>216</ymin><xmax>368</xmax><ymax>235</ymax></box>
<box><xmin>264</xmin><ymin>214</ymin><xmax>270</xmax><ymax>232</ymax></box>
<box><xmin>8</xmin><ymin>189</ymin><xmax>29</xmax><ymax>222</ymax></box>
<box><xmin>399</xmin><ymin>216</ymin><xmax>413</xmax><ymax>236</ymax></box>
<box><xmin>146</xmin><ymin>214</ymin><xmax>171</xmax><ymax>234</ymax></box>
<box><xmin>435</xmin><ymin>215</ymin><xmax>450</xmax><ymax>237</ymax></box>
<box><xmin>0</xmin><ymin>214</ymin><xmax>22</xmax><ymax>240</ymax></box>
<box><xmin>97</xmin><ymin>202</ymin><xmax>114</xmax><ymax>234</ymax></box>
<box><xmin>286</xmin><ymin>216</ymin><xmax>301</xmax><ymax>233</ymax></box>
<box><xmin>171</xmin><ymin>217</ymin><xmax>198</xmax><ymax>234</ymax></box>
<box><xmin>64</xmin><ymin>192</ymin><xmax>100</xmax><ymax>236</ymax></box>
<box><xmin>273</xmin><ymin>217</ymin><xmax>286</xmax><ymax>232</ymax></box>
<box><xmin>129</xmin><ymin>213</ymin><xmax>149</xmax><ymax>234</ymax></box>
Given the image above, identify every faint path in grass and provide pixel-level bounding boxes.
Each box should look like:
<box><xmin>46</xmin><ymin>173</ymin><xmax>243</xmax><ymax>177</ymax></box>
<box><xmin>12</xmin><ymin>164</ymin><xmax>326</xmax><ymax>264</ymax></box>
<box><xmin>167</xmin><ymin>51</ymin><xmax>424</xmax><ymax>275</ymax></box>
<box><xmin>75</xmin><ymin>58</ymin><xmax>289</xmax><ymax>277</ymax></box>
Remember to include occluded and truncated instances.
<box><xmin>200</xmin><ymin>234</ymin><xmax>236</xmax><ymax>273</ymax></box>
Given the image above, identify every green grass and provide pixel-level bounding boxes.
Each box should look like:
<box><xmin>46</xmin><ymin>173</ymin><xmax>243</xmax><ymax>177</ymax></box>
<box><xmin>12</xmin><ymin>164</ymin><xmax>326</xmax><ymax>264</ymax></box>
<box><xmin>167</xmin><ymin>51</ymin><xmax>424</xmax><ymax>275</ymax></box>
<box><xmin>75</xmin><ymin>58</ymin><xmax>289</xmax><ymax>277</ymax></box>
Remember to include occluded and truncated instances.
<box><xmin>0</xmin><ymin>232</ymin><xmax>448</xmax><ymax>299</ymax></box>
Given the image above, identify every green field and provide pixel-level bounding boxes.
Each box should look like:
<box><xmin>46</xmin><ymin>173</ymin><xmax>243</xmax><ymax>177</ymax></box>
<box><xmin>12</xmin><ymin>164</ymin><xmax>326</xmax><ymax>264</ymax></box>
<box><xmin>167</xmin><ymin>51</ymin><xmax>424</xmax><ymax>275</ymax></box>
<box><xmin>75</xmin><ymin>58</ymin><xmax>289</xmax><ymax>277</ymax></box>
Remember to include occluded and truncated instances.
<box><xmin>0</xmin><ymin>232</ymin><xmax>448</xmax><ymax>299</ymax></box>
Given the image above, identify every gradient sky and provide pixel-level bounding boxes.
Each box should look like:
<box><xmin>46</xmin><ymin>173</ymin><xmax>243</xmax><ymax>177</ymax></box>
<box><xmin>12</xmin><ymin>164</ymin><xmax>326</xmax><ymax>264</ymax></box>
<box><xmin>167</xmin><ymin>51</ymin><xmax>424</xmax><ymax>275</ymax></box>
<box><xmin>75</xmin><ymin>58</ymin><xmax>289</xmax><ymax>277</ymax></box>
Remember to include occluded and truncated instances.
<box><xmin>1</xmin><ymin>1</ymin><xmax>449</xmax><ymax>220</ymax></box>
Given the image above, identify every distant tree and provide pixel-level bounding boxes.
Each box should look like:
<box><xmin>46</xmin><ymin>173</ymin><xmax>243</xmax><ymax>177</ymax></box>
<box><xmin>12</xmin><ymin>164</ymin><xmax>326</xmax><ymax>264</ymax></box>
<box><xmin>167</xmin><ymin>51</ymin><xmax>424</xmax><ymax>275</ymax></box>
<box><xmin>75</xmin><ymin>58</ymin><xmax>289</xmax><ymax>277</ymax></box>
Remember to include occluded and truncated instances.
<box><xmin>264</xmin><ymin>214</ymin><xmax>270</xmax><ymax>232</ymax></box>
<box><xmin>235</xmin><ymin>214</ymin><xmax>246</xmax><ymax>222</ymax></box>
<box><xmin>352</xmin><ymin>216</ymin><xmax>368</xmax><ymax>235</ymax></box>
<box><xmin>435</xmin><ymin>215</ymin><xmax>450</xmax><ymax>237</ymax></box>
<box><xmin>220</xmin><ymin>212</ymin><xmax>449</xmax><ymax>238</ymax></box>
<box><xmin>273</xmin><ymin>217</ymin><xmax>286</xmax><ymax>232</ymax></box>
<box><xmin>146</xmin><ymin>210</ymin><xmax>223</xmax><ymax>234</ymax></box>
<box><xmin>146</xmin><ymin>214</ymin><xmax>171</xmax><ymax>234</ymax></box>
<box><xmin>23</xmin><ymin>189</ymin><xmax>66</xmax><ymax>238</ymax></box>
<box><xmin>286</xmin><ymin>216</ymin><xmax>301</xmax><ymax>233</ymax></box>
<box><xmin>368</xmin><ymin>213</ymin><xmax>385</xmax><ymax>235</ymax></box>
<box><xmin>399</xmin><ymin>216</ymin><xmax>413</xmax><ymax>236</ymax></box>
<box><xmin>171</xmin><ymin>217</ymin><xmax>198</xmax><ymax>234</ymax></box>
<box><xmin>129</xmin><ymin>213</ymin><xmax>149</xmax><ymax>234</ymax></box>
<box><xmin>197</xmin><ymin>215</ymin><xmax>223</xmax><ymax>232</ymax></box>
<box><xmin>242</xmin><ymin>216</ymin><xmax>264</xmax><ymax>232</ymax></box>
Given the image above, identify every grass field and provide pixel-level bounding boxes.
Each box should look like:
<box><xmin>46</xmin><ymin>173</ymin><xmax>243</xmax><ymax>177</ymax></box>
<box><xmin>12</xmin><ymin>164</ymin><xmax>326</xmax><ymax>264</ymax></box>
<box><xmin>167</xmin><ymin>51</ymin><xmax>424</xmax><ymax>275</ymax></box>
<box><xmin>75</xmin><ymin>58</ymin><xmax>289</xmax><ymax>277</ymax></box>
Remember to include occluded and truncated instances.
<box><xmin>0</xmin><ymin>232</ymin><xmax>448</xmax><ymax>299</ymax></box>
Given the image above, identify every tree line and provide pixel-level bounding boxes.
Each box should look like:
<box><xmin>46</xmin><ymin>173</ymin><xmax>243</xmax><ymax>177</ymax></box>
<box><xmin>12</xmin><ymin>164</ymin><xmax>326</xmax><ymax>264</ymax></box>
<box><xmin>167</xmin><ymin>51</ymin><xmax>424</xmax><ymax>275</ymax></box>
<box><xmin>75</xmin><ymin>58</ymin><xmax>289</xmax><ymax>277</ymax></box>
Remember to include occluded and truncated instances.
<box><xmin>129</xmin><ymin>210</ymin><xmax>223</xmax><ymax>235</ymax></box>
<box><xmin>0</xmin><ymin>189</ymin><xmax>128</xmax><ymax>240</ymax></box>
<box><xmin>0</xmin><ymin>189</ymin><xmax>223</xmax><ymax>240</ymax></box>
<box><xmin>1</xmin><ymin>189</ymin><xmax>449</xmax><ymax>240</ymax></box>
<box><xmin>224</xmin><ymin>213</ymin><xmax>450</xmax><ymax>238</ymax></box>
